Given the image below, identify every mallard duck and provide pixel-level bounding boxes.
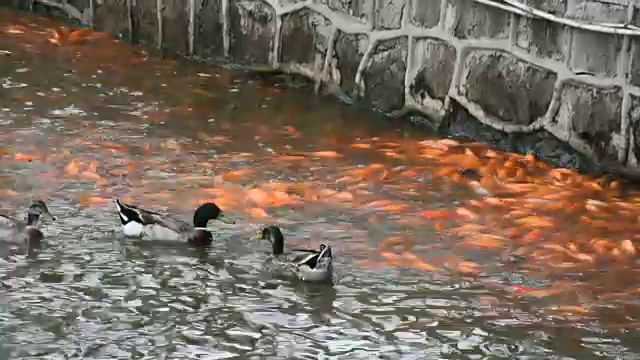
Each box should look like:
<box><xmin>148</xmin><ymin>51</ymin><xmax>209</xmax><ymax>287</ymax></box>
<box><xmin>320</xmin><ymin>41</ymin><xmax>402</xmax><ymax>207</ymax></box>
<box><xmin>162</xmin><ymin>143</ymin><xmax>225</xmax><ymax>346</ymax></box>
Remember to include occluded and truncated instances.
<box><xmin>252</xmin><ymin>225</ymin><xmax>333</xmax><ymax>282</ymax></box>
<box><xmin>114</xmin><ymin>198</ymin><xmax>235</xmax><ymax>246</ymax></box>
<box><xmin>0</xmin><ymin>200</ymin><xmax>56</xmax><ymax>244</ymax></box>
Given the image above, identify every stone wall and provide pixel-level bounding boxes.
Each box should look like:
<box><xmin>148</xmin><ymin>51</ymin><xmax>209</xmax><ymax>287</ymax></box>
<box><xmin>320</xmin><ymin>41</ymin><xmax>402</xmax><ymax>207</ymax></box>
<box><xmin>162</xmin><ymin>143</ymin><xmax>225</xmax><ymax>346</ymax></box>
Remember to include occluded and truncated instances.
<box><xmin>16</xmin><ymin>0</ymin><xmax>640</xmax><ymax>176</ymax></box>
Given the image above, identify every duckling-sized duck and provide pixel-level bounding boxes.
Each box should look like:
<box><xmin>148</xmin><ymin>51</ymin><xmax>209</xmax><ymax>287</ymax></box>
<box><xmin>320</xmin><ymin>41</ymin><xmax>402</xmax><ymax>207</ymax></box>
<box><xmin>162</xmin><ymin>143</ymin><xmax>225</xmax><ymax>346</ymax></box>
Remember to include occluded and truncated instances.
<box><xmin>114</xmin><ymin>199</ymin><xmax>235</xmax><ymax>246</ymax></box>
<box><xmin>0</xmin><ymin>200</ymin><xmax>56</xmax><ymax>244</ymax></box>
<box><xmin>252</xmin><ymin>225</ymin><xmax>333</xmax><ymax>282</ymax></box>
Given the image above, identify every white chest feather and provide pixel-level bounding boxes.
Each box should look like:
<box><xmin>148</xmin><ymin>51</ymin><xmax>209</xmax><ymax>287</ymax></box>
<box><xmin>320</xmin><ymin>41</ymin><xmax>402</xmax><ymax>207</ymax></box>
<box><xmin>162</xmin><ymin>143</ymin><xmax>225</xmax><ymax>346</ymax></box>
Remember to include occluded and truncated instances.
<box><xmin>122</xmin><ymin>221</ymin><xmax>144</xmax><ymax>237</ymax></box>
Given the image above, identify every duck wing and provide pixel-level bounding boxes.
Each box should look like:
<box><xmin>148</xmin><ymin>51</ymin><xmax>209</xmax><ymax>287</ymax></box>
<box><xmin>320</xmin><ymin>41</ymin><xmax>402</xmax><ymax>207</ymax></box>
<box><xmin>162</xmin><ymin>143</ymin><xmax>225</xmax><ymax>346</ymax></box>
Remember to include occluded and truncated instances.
<box><xmin>115</xmin><ymin>199</ymin><xmax>192</xmax><ymax>234</ymax></box>
<box><xmin>141</xmin><ymin>212</ymin><xmax>193</xmax><ymax>234</ymax></box>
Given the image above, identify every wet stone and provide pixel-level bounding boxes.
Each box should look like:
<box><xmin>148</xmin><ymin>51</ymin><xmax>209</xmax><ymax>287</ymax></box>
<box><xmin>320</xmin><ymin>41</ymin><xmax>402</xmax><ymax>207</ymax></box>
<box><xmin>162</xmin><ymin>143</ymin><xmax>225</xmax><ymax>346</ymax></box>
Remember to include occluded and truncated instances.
<box><xmin>319</xmin><ymin>0</ymin><xmax>373</xmax><ymax>24</ymax></box>
<box><xmin>566</xmin><ymin>0</ymin><xmax>625</xmax><ymax>77</ymax></box>
<box><xmin>411</xmin><ymin>0</ymin><xmax>441</xmax><ymax>29</ymax></box>
<box><xmin>163</xmin><ymin>0</ymin><xmax>189</xmax><ymax>54</ymax></box>
<box><xmin>331</xmin><ymin>31</ymin><xmax>369</xmax><ymax>98</ymax></box>
<box><xmin>133</xmin><ymin>0</ymin><xmax>160</xmax><ymax>45</ymax></box>
<box><xmin>276</xmin><ymin>0</ymin><xmax>306</xmax><ymax>4</ymax></box>
<box><xmin>363</xmin><ymin>37</ymin><xmax>408</xmax><ymax>112</ymax></box>
<box><xmin>374</xmin><ymin>0</ymin><xmax>405</xmax><ymax>30</ymax></box>
<box><xmin>194</xmin><ymin>0</ymin><xmax>224</xmax><ymax>59</ymax></box>
<box><xmin>570</xmin><ymin>31</ymin><xmax>622</xmax><ymax>77</ymax></box>
<box><xmin>555</xmin><ymin>80</ymin><xmax>623</xmax><ymax>162</ymax></box>
<box><xmin>410</xmin><ymin>38</ymin><xmax>456</xmax><ymax>103</ymax></box>
<box><xmin>229</xmin><ymin>0</ymin><xmax>276</xmax><ymax>66</ymax></box>
<box><xmin>281</xmin><ymin>9</ymin><xmax>332</xmax><ymax>75</ymax></box>
<box><xmin>446</xmin><ymin>0</ymin><xmax>510</xmax><ymax>40</ymax></box>
<box><xmin>446</xmin><ymin>102</ymin><xmax>597</xmax><ymax>172</ymax></box>
<box><xmin>628</xmin><ymin>38</ymin><xmax>640</xmax><ymax>87</ymax></box>
<box><xmin>94</xmin><ymin>0</ymin><xmax>129</xmax><ymax>39</ymax></box>
<box><xmin>461</xmin><ymin>50</ymin><xmax>557</xmax><ymax>126</ymax></box>
<box><xmin>68</xmin><ymin>0</ymin><xmax>90</xmax><ymax>13</ymax></box>
<box><xmin>628</xmin><ymin>94</ymin><xmax>640</xmax><ymax>165</ymax></box>
<box><xmin>516</xmin><ymin>18</ymin><xmax>567</xmax><ymax>62</ymax></box>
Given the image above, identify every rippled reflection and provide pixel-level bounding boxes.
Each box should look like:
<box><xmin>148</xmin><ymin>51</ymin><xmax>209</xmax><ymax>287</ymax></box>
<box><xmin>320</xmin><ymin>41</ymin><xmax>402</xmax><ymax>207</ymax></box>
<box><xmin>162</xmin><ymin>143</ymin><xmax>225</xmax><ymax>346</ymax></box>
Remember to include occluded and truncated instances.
<box><xmin>0</xmin><ymin>8</ymin><xmax>640</xmax><ymax>359</ymax></box>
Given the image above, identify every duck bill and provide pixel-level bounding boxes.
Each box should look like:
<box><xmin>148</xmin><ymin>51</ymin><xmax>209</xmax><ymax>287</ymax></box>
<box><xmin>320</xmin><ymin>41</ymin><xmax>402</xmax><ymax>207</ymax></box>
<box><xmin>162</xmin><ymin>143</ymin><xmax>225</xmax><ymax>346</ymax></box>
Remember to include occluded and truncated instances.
<box><xmin>217</xmin><ymin>212</ymin><xmax>235</xmax><ymax>224</ymax></box>
<box><xmin>41</xmin><ymin>211</ymin><xmax>56</xmax><ymax>222</ymax></box>
<box><xmin>250</xmin><ymin>230</ymin><xmax>262</xmax><ymax>241</ymax></box>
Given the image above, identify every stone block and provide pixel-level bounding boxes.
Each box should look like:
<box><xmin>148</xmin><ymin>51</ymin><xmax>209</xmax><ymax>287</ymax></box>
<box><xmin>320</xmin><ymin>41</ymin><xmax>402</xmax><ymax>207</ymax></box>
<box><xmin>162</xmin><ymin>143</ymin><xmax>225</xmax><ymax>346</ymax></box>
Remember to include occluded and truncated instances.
<box><xmin>194</xmin><ymin>0</ymin><xmax>224</xmax><ymax>59</ymax></box>
<box><xmin>461</xmin><ymin>50</ymin><xmax>557</xmax><ymax>126</ymax></box>
<box><xmin>363</xmin><ymin>37</ymin><xmax>408</xmax><ymax>112</ymax></box>
<box><xmin>163</xmin><ymin>0</ymin><xmax>189</xmax><ymax>54</ymax></box>
<box><xmin>517</xmin><ymin>0</ymin><xmax>566</xmax><ymax>14</ymax></box>
<box><xmin>374</xmin><ymin>0</ymin><xmax>405</xmax><ymax>30</ymax></box>
<box><xmin>68</xmin><ymin>0</ymin><xmax>91</xmax><ymax>23</ymax></box>
<box><xmin>277</xmin><ymin>0</ymin><xmax>306</xmax><ymax>5</ymax></box>
<box><xmin>565</xmin><ymin>0</ymin><xmax>627</xmax><ymax>22</ymax></box>
<box><xmin>411</xmin><ymin>0</ymin><xmax>441</xmax><ymax>29</ymax></box>
<box><xmin>410</xmin><ymin>38</ymin><xmax>456</xmax><ymax>104</ymax></box>
<box><xmin>628</xmin><ymin>94</ymin><xmax>640</xmax><ymax>165</ymax></box>
<box><xmin>570</xmin><ymin>31</ymin><xmax>622</xmax><ymax>77</ymax></box>
<box><xmin>631</xmin><ymin>40</ymin><xmax>640</xmax><ymax>87</ymax></box>
<box><xmin>319</xmin><ymin>0</ymin><xmax>373</xmax><ymax>24</ymax></box>
<box><xmin>229</xmin><ymin>0</ymin><xmax>276</xmax><ymax>66</ymax></box>
<box><xmin>516</xmin><ymin>18</ymin><xmax>567</xmax><ymax>62</ymax></box>
<box><xmin>93</xmin><ymin>0</ymin><xmax>129</xmax><ymax>38</ymax></box>
<box><xmin>281</xmin><ymin>9</ymin><xmax>332</xmax><ymax>77</ymax></box>
<box><xmin>565</xmin><ymin>0</ymin><xmax>626</xmax><ymax>77</ymax></box>
<box><xmin>330</xmin><ymin>31</ymin><xmax>369</xmax><ymax>96</ymax></box>
<box><xmin>133</xmin><ymin>0</ymin><xmax>159</xmax><ymax>45</ymax></box>
<box><xmin>554</xmin><ymin>81</ymin><xmax>622</xmax><ymax>162</ymax></box>
<box><xmin>445</xmin><ymin>0</ymin><xmax>510</xmax><ymax>40</ymax></box>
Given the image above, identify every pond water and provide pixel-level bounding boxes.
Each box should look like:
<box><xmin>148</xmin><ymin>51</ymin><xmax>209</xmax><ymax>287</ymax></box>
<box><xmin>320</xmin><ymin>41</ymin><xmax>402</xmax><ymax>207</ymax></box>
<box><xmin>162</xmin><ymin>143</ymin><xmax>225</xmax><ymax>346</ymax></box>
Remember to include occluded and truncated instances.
<box><xmin>1</xmin><ymin>9</ymin><xmax>640</xmax><ymax>359</ymax></box>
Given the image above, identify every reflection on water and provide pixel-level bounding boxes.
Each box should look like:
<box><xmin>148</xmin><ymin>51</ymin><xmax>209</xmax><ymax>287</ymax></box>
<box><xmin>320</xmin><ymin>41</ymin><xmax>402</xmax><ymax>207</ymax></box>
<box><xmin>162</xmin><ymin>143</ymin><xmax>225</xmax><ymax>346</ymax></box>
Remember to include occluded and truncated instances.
<box><xmin>1</xmin><ymin>8</ymin><xmax>640</xmax><ymax>358</ymax></box>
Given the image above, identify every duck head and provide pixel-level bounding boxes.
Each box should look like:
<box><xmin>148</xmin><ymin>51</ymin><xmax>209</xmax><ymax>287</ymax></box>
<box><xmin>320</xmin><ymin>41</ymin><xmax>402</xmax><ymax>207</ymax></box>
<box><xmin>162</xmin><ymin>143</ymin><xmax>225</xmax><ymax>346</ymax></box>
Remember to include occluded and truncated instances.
<box><xmin>188</xmin><ymin>228</ymin><xmax>214</xmax><ymax>246</ymax></box>
<box><xmin>252</xmin><ymin>225</ymin><xmax>284</xmax><ymax>255</ymax></box>
<box><xmin>193</xmin><ymin>202</ymin><xmax>235</xmax><ymax>227</ymax></box>
<box><xmin>26</xmin><ymin>200</ymin><xmax>56</xmax><ymax>226</ymax></box>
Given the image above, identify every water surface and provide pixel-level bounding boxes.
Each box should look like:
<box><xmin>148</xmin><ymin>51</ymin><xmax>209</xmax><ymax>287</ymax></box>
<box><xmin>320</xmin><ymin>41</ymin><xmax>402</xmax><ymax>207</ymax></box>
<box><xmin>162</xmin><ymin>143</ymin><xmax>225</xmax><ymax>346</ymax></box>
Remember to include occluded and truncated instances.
<box><xmin>1</xmin><ymin>9</ymin><xmax>640</xmax><ymax>359</ymax></box>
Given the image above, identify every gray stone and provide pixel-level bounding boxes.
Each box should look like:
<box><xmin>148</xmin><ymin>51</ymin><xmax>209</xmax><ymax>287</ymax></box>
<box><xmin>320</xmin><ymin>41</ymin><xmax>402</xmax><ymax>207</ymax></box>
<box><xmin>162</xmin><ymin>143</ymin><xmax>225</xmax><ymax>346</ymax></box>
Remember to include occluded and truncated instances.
<box><xmin>320</xmin><ymin>0</ymin><xmax>373</xmax><ymax>24</ymax></box>
<box><xmin>374</xmin><ymin>0</ymin><xmax>405</xmax><ymax>30</ymax></box>
<box><xmin>68</xmin><ymin>0</ymin><xmax>90</xmax><ymax>15</ymax></box>
<box><xmin>516</xmin><ymin>18</ymin><xmax>567</xmax><ymax>62</ymax></box>
<box><xmin>281</xmin><ymin>9</ymin><xmax>332</xmax><ymax>76</ymax></box>
<box><xmin>461</xmin><ymin>50</ymin><xmax>557</xmax><ymax>125</ymax></box>
<box><xmin>410</xmin><ymin>38</ymin><xmax>456</xmax><ymax>103</ymax></box>
<box><xmin>229</xmin><ymin>0</ymin><xmax>276</xmax><ymax>66</ymax></box>
<box><xmin>94</xmin><ymin>0</ymin><xmax>129</xmax><ymax>37</ymax></box>
<box><xmin>628</xmin><ymin>94</ymin><xmax>640</xmax><ymax>165</ymax></box>
<box><xmin>411</xmin><ymin>0</ymin><xmax>441</xmax><ymax>29</ymax></box>
<box><xmin>518</xmin><ymin>0</ymin><xmax>566</xmax><ymax>14</ymax></box>
<box><xmin>565</xmin><ymin>0</ymin><xmax>627</xmax><ymax>22</ymax></box>
<box><xmin>331</xmin><ymin>31</ymin><xmax>369</xmax><ymax>97</ymax></box>
<box><xmin>570</xmin><ymin>31</ymin><xmax>621</xmax><ymax>77</ymax></box>
<box><xmin>555</xmin><ymin>81</ymin><xmax>622</xmax><ymax>162</ymax></box>
<box><xmin>163</xmin><ymin>0</ymin><xmax>189</xmax><ymax>54</ymax></box>
<box><xmin>194</xmin><ymin>0</ymin><xmax>224</xmax><ymax>59</ymax></box>
<box><xmin>277</xmin><ymin>0</ymin><xmax>306</xmax><ymax>5</ymax></box>
<box><xmin>565</xmin><ymin>0</ymin><xmax>625</xmax><ymax>77</ymax></box>
<box><xmin>133</xmin><ymin>0</ymin><xmax>160</xmax><ymax>45</ymax></box>
<box><xmin>363</xmin><ymin>37</ymin><xmax>408</xmax><ymax>112</ymax></box>
<box><xmin>631</xmin><ymin>41</ymin><xmax>640</xmax><ymax>87</ymax></box>
<box><xmin>445</xmin><ymin>0</ymin><xmax>511</xmax><ymax>40</ymax></box>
